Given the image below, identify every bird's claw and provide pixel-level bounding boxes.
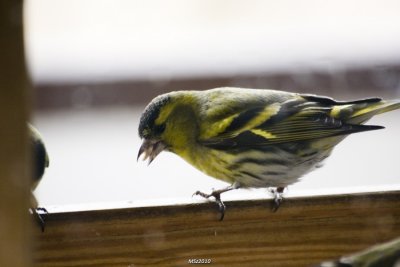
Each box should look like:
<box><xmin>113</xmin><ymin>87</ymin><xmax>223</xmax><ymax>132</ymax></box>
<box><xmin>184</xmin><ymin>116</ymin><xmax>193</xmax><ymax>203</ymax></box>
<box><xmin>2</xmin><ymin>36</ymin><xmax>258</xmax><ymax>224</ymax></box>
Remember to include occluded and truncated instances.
<box><xmin>36</xmin><ymin>207</ymin><xmax>48</xmax><ymax>213</ymax></box>
<box><xmin>193</xmin><ymin>190</ymin><xmax>211</xmax><ymax>198</ymax></box>
<box><xmin>31</xmin><ymin>207</ymin><xmax>48</xmax><ymax>232</ymax></box>
<box><xmin>269</xmin><ymin>187</ymin><xmax>285</xmax><ymax>212</ymax></box>
<box><xmin>193</xmin><ymin>190</ymin><xmax>226</xmax><ymax>221</ymax></box>
<box><xmin>272</xmin><ymin>194</ymin><xmax>283</xmax><ymax>212</ymax></box>
<box><xmin>216</xmin><ymin>199</ymin><xmax>226</xmax><ymax>221</ymax></box>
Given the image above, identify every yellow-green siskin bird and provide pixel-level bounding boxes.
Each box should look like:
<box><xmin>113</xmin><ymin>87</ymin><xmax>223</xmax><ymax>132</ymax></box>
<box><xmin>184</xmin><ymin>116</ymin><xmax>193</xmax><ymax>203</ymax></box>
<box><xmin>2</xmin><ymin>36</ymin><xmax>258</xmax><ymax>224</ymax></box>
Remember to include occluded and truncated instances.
<box><xmin>28</xmin><ymin>123</ymin><xmax>50</xmax><ymax>231</ymax></box>
<box><xmin>137</xmin><ymin>88</ymin><xmax>400</xmax><ymax>220</ymax></box>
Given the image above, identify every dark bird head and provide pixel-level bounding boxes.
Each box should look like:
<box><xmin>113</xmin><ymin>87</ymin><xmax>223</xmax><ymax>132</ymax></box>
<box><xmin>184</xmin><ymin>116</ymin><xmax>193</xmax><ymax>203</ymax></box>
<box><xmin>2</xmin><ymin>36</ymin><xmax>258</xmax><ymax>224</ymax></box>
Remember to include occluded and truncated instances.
<box><xmin>138</xmin><ymin>94</ymin><xmax>171</xmax><ymax>164</ymax></box>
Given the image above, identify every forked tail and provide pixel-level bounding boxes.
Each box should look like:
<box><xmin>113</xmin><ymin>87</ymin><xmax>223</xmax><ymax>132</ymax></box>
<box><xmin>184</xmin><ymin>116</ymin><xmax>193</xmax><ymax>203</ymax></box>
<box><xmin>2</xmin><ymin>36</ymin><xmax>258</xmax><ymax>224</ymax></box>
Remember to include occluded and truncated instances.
<box><xmin>329</xmin><ymin>98</ymin><xmax>400</xmax><ymax>124</ymax></box>
<box><xmin>347</xmin><ymin>99</ymin><xmax>400</xmax><ymax>124</ymax></box>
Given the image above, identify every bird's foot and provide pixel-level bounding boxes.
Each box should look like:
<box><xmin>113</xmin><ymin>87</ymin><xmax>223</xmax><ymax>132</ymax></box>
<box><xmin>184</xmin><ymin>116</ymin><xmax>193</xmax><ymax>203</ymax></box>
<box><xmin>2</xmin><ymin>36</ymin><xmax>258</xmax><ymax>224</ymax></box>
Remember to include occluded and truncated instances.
<box><xmin>193</xmin><ymin>189</ymin><xmax>226</xmax><ymax>221</ymax></box>
<box><xmin>193</xmin><ymin>184</ymin><xmax>238</xmax><ymax>221</ymax></box>
<box><xmin>30</xmin><ymin>207</ymin><xmax>48</xmax><ymax>232</ymax></box>
<box><xmin>268</xmin><ymin>187</ymin><xmax>285</xmax><ymax>212</ymax></box>
<box><xmin>36</xmin><ymin>207</ymin><xmax>48</xmax><ymax>213</ymax></box>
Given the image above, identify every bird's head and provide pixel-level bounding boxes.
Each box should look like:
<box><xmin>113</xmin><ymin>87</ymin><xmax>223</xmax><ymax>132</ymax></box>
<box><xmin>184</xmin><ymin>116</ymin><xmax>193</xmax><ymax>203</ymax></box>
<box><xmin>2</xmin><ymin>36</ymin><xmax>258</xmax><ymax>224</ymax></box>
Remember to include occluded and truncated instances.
<box><xmin>137</xmin><ymin>94</ymin><xmax>171</xmax><ymax>164</ymax></box>
<box><xmin>137</xmin><ymin>91</ymin><xmax>198</xmax><ymax>165</ymax></box>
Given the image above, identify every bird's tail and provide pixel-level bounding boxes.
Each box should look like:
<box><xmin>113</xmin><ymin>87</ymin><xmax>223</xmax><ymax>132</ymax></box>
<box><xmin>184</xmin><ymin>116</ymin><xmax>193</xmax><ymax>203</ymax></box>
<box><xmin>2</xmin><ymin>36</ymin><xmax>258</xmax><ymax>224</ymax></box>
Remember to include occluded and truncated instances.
<box><xmin>331</xmin><ymin>98</ymin><xmax>400</xmax><ymax>125</ymax></box>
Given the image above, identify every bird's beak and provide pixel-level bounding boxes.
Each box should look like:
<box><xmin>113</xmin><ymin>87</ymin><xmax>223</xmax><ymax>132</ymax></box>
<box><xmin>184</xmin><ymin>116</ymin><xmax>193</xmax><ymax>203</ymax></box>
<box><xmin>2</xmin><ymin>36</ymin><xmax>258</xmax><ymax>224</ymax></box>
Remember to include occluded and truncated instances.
<box><xmin>137</xmin><ymin>139</ymin><xmax>167</xmax><ymax>165</ymax></box>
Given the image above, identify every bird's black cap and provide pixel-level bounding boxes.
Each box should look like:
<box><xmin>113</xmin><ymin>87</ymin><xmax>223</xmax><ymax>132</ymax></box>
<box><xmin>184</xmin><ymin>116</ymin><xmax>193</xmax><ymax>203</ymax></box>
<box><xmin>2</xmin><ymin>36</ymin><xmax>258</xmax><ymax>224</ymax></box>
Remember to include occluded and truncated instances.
<box><xmin>138</xmin><ymin>94</ymin><xmax>171</xmax><ymax>139</ymax></box>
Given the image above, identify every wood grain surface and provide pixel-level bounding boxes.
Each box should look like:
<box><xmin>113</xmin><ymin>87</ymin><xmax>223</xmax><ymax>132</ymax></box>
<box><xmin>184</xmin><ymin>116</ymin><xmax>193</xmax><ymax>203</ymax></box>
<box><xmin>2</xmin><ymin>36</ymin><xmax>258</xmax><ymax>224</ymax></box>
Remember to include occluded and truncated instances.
<box><xmin>34</xmin><ymin>191</ymin><xmax>400</xmax><ymax>267</ymax></box>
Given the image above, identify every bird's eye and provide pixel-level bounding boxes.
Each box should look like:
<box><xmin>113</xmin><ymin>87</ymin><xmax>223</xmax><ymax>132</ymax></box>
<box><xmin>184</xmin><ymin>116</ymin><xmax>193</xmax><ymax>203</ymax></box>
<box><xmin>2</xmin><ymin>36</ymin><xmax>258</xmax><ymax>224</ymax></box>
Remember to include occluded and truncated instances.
<box><xmin>142</xmin><ymin>128</ymin><xmax>150</xmax><ymax>138</ymax></box>
<box><xmin>154</xmin><ymin>123</ymin><xmax>166</xmax><ymax>135</ymax></box>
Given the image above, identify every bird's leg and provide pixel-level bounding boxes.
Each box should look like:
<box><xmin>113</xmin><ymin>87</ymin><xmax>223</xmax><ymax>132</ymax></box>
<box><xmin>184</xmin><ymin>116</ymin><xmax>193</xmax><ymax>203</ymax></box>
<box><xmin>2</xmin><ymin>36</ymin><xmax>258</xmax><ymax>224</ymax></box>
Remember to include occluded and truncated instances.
<box><xmin>30</xmin><ymin>207</ymin><xmax>48</xmax><ymax>232</ymax></box>
<box><xmin>193</xmin><ymin>183</ymin><xmax>239</xmax><ymax>221</ymax></box>
<box><xmin>269</xmin><ymin>187</ymin><xmax>285</xmax><ymax>212</ymax></box>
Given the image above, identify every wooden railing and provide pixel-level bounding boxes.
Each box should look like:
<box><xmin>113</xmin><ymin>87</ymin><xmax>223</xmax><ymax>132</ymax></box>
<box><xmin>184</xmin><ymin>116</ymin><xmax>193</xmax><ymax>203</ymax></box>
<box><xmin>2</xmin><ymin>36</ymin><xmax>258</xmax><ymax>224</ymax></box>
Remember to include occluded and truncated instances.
<box><xmin>34</xmin><ymin>190</ymin><xmax>400</xmax><ymax>267</ymax></box>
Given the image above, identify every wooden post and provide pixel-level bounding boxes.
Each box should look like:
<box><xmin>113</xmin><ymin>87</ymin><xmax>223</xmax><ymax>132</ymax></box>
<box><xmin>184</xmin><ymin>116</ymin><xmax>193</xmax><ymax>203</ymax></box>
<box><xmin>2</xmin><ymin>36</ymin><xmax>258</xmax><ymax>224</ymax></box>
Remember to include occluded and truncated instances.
<box><xmin>0</xmin><ymin>0</ymin><xmax>31</xmax><ymax>266</ymax></box>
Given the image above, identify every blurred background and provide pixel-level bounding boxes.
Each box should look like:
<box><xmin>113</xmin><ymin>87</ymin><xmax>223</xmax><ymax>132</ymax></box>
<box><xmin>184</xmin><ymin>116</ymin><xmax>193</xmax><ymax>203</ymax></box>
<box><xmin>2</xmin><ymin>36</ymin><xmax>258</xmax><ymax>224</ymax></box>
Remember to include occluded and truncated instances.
<box><xmin>25</xmin><ymin>0</ymin><xmax>400</xmax><ymax>210</ymax></box>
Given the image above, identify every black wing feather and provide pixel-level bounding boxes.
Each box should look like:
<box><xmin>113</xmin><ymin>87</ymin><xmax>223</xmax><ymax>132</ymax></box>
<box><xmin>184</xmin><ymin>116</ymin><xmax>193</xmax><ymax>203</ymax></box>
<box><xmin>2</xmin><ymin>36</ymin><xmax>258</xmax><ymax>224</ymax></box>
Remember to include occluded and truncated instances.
<box><xmin>301</xmin><ymin>94</ymin><xmax>381</xmax><ymax>105</ymax></box>
<box><xmin>200</xmin><ymin>96</ymin><xmax>384</xmax><ymax>150</ymax></box>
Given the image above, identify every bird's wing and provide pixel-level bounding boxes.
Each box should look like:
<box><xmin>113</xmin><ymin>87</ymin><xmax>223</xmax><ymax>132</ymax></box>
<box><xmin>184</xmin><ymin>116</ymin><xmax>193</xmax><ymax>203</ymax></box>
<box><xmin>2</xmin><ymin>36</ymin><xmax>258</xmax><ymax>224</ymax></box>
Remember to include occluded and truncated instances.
<box><xmin>199</xmin><ymin>95</ymin><xmax>383</xmax><ymax>149</ymax></box>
